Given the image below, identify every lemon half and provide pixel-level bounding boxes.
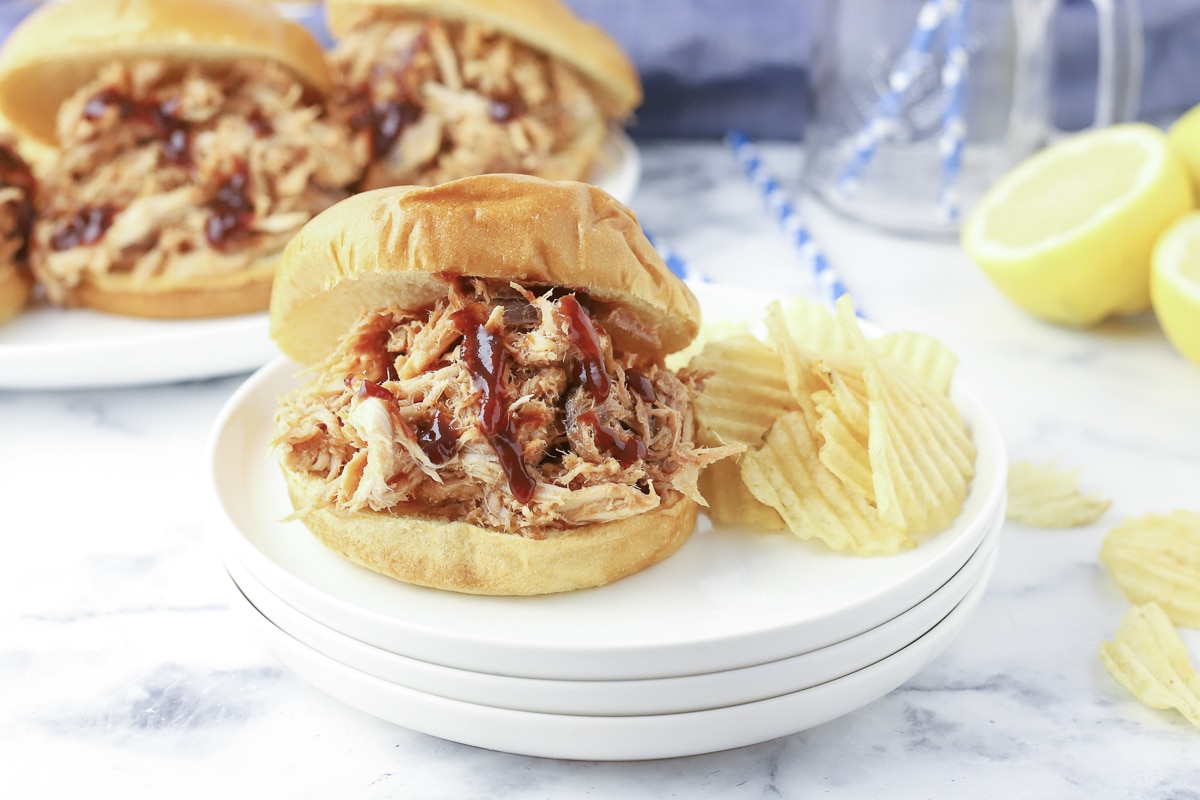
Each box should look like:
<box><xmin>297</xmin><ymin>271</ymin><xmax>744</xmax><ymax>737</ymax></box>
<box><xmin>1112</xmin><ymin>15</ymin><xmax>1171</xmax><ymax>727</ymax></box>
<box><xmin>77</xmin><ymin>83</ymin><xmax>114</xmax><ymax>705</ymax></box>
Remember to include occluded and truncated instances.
<box><xmin>962</xmin><ymin>123</ymin><xmax>1192</xmax><ymax>327</ymax></box>
<box><xmin>1151</xmin><ymin>211</ymin><xmax>1200</xmax><ymax>367</ymax></box>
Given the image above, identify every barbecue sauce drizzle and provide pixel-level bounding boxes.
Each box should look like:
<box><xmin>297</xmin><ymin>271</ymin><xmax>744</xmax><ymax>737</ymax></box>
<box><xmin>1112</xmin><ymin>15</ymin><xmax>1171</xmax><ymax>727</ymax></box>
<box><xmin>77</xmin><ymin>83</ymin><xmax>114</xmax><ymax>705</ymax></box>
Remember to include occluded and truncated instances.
<box><xmin>0</xmin><ymin>145</ymin><xmax>36</xmax><ymax>260</ymax></box>
<box><xmin>451</xmin><ymin>303</ymin><xmax>537</xmax><ymax>504</ymax></box>
<box><xmin>83</xmin><ymin>87</ymin><xmax>193</xmax><ymax>166</ymax></box>
<box><xmin>350</xmin><ymin>377</ymin><xmax>461</xmax><ymax>467</ymax></box>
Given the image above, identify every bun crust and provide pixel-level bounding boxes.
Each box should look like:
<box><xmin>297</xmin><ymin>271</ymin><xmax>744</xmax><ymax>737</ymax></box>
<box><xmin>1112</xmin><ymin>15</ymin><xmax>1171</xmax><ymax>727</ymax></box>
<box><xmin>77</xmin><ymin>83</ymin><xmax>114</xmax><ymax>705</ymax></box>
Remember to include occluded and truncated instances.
<box><xmin>0</xmin><ymin>261</ymin><xmax>30</xmax><ymax>324</ymax></box>
<box><xmin>62</xmin><ymin>258</ymin><xmax>276</xmax><ymax>318</ymax></box>
<box><xmin>282</xmin><ymin>465</ymin><xmax>698</xmax><ymax>596</ymax></box>
<box><xmin>0</xmin><ymin>0</ymin><xmax>332</xmax><ymax>143</ymax></box>
<box><xmin>270</xmin><ymin>175</ymin><xmax>700</xmax><ymax>366</ymax></box>
<box><xmin>325</xmin><ymin>0</ymin><xmax>641</xmax><ymax>117</ymax></box>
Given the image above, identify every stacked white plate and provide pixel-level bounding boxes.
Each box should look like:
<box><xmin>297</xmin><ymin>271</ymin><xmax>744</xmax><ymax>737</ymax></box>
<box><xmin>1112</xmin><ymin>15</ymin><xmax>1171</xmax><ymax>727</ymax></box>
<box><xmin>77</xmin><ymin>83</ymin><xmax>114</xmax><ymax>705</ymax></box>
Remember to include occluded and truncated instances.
<box><xmin>207</xmin><ymin>286</ymin><xmax>1008</xmax><ymax>761</ymax></box>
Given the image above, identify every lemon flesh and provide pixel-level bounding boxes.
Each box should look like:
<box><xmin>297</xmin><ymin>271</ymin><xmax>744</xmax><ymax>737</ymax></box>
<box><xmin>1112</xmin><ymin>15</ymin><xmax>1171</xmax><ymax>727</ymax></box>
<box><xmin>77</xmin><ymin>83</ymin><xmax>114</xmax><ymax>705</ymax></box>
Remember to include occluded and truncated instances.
<box><xmin>1151</xmin><ymin>211</ymin><xmax>1200</xmax><ymax>367</ymax></box>
<box><xmin>962</xmin><ymin>123</ymin><xmax>1193</xmax><ymax>327</ymax></box>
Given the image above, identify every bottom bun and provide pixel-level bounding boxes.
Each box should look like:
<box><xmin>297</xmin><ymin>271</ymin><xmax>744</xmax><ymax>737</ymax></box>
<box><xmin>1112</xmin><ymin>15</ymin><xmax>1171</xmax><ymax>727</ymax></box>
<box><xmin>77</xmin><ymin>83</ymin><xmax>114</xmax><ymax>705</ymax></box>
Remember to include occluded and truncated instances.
<box><xmin>0</xmin><ymin>261</ymin><xmax>31</xmax><ymax>324</ymax></box>
<box><xmin>59</xmin><ymin>256</ymin><xmax>277</xmax><ymax>319</ymax></box>
<box><xmin>282</xmin><ymin>466</ymin><xmax>699</xmax><ymax>596</ymax></box>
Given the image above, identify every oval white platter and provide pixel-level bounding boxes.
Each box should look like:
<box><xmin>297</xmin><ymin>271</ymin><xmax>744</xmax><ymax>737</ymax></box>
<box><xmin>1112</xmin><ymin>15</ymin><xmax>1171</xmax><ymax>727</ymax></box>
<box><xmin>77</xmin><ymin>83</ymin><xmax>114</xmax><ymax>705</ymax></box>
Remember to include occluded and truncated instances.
<box><xmin>0</xmin><ymin>132</ymin><xmax>639</xmax><ymax>391</ymax></box>
<box><xmin>227</xmin><ymin>545</ymin><xmax>995</xmax><ymax>761</ymax></box>
<box><xmin>208</xmin><ymin>284</ymin><xmax>1007</xmax><ymax>680</ymax></box>
<box><xmin>220</xmin><ymin>514</ymin><xmax>1001</xmax><ymax>716</ymax></box>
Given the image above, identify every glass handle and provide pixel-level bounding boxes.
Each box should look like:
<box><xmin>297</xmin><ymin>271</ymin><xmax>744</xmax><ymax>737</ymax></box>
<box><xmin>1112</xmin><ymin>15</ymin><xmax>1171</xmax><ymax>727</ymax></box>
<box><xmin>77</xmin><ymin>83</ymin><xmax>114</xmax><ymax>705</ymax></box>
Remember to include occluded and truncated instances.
<box><xmin>1085</xmin><ymin>0</ymin><xmax>1144</xmax><ymax>126</ymax></box>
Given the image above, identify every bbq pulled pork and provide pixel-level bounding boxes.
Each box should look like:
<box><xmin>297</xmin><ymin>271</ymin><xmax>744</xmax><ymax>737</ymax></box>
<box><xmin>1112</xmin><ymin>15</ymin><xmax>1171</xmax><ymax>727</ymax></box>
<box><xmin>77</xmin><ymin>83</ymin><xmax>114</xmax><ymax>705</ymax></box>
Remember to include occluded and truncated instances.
<box><xmin>0</xmin><ymin>139</ymin><xmax>34</xmax><ymax>268</ymax></box>
<box><xmin>275</xmin><ymin>279</ymin><xmax>741</xmax><ymax>535</ymax></box>
<box><xmin>329</xmin><ymin>16</ymin><xmax>608</xmax><ymax>191</ymax></box>
<box><xmin>29</xmin><ymin>59</ymin><xmax>365</xmax><ymax>302</ymax></box>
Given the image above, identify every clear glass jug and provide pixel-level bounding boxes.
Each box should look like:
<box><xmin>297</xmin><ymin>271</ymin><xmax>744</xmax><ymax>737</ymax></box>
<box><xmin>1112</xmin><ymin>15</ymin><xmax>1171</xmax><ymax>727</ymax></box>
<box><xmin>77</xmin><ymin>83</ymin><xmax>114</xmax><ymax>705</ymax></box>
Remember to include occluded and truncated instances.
<box><xmin>801</xmin><ymin>0</ymin><xmax>1143</xmax><ymax>237</ymax></box>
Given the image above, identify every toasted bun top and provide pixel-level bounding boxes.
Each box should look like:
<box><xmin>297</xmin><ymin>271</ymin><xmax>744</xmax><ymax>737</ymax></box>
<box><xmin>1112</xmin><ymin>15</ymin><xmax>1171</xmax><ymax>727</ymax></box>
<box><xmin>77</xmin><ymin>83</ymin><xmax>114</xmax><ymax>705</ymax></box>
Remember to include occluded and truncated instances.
<box><xmin>325</xmin><ymin>0</ymin><xmax>641</xmax><ymax>118</ymax></box>
<box><xmin>0</xmin><ymin>0</ymin><xmax>333</xmax><ymax>144</ymax></box>
<box><xmin>270</xmin><ymin>174</ymin><xmax>699</xmax><ymax>366</ymax></box>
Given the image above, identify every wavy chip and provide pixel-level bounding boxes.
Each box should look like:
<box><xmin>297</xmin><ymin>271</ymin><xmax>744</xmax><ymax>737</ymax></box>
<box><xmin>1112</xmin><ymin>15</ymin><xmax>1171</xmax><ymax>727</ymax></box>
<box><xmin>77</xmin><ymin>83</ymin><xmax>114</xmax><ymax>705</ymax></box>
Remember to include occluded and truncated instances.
<box><xmin>690</xmin><ymin>335</ymin><xmax>796</xmax><ymax>448</ymax></box>
<box><xmin>666</xmin><ymin>319</ymin><xmax>753</xmax><ymax>371</ymax></box>
<box><xmin>1006</xmin><ymin>460</ymin><xmax>1111</xmax><ymax>527</ymax></box>
<box><xmin>812</xmin><ymin>365</ymin><xmax>873</xmax><ymax>504</ymax></box>
<box><xmin>698</xmin><ymin>459</ymin><xmax>786</xmax><ymax>531</ymax></box>
<box><xmin>1100</xmin><ymin>510</ymin><xmax>1200</xmax><ymax>628</ymax></box>
<box><xmin>741</xmin><ymin>410</ymin><xmax>913</xmax><ymax>555</ymax></box>
<box><xmin>1100</xmin><ymin>602</ymin><xmax>1200</xmax><ymax>728</ymax></box>
<box><xmin>835</xmin><ymin>296</ymin><xmax>976</xmax><ymax>535</ymax></box>
<box><xmin>872</xmin><ymin>331</ymin><xmax>959</xmax><ymax>396</ymax></box>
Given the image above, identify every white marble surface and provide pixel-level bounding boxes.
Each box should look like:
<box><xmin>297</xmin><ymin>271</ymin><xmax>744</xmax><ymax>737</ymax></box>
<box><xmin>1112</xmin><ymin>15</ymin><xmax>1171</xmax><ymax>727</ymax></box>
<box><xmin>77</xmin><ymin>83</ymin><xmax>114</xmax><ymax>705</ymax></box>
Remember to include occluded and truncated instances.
<box><xmin>4</xmin><ymin>141</ymin><xmax>1200</xmax><ymax>797</ymax></box>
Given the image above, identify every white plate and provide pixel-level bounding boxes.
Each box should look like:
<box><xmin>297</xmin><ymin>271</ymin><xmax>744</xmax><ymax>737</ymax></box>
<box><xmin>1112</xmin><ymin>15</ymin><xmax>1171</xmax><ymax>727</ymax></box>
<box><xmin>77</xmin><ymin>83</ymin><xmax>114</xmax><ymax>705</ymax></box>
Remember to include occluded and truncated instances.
<box><xmin>220</xmin><ymin>514</ymin><xmax>1001</xmax><ymax>716</ymax></box>
<box><xmin>229</xmin><ymin>545</ymin><xmax>995</xmax><ymax>761</ymax></box>
<box><xmin>0</xmin><ymin>131</ymin><xmax>639</xmax><ymax>391</ymax></box>
<box><xmin>208</xmin><ymin>284</ymin><xmax>1008</xmax><ymax>680</ymax></box>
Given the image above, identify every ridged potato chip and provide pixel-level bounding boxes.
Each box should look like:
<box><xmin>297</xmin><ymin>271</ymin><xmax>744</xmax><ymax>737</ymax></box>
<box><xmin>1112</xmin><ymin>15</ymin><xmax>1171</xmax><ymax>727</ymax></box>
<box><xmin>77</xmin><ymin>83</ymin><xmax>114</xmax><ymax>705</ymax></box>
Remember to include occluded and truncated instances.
<box><xmin>698</xmin><ymin>459</ymin><xmax>786</xmax><ymax>531</ymax></box>
<box><xmin>690</xmin><ymin>335</ymin><xmax>797</xmax><ymax>448</ymax></box>
<box><xmin>1006</xmin><ymin>460</ymin><xmax>1111</xmax><ymax>527</ymax></box>
<box><xmin>666</xmin><ymin>319</ymin><xmax>753</xmax><ymax>371</ymax></box>
<box><xmin>872</xmin><ymin>332</ymin><xmax>959</xmax><ymax>396</ymax></box>
<box><xmin>1100</xmin><ymin>511</ymin><xmax>1200</xmax><ymax>628</ymax></box>
<box><xmin>834</xmin><ymin>296</ymin><xmax>977</xmax><ymax>535</ymax></box>
<box><xmin>1100</xmin><ymin>602</ymin><xmax>1200</xmax><ymax>728</ymax></box>
<box><xmin>689</xmin><ymin>335</ymin><xmax>795</xmax><ymax>526</ymax></box>
<box><xmin>741</xmin><ymin>410</ymin><xmax>913</xmax><ymax>555</ymax></box>
<box><xmin>775</xmin><ymin>294</ymin><xmax>850</xmax><ymax>354</ymax></box>
<box><xmin>812</xmin><ymin>367</ymin><xmax>873</xmax><ymax>504</ymax></box>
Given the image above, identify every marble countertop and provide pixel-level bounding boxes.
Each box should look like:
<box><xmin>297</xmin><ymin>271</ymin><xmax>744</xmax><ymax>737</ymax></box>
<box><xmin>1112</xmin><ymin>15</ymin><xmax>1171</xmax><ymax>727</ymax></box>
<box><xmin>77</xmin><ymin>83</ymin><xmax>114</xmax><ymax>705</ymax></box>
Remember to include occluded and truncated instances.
<box><xmin>4</xmin><ymin>141</ymin><xmax>1199</xmax><ymax>798</ymax></box>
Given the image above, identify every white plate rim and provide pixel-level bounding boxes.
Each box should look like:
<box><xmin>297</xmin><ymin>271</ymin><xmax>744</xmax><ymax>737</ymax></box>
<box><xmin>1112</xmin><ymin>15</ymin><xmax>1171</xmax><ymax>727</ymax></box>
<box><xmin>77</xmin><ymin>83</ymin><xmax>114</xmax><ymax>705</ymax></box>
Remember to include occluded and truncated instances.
<box><xmin>229</xmin><ymin>547</ymin><xmax>995</xmax><ymax>761</ymax></box>
<box><xmin>220</xmin><ymin>518</ymin><xmax>1001</xmax><ymax>716</ymax></box>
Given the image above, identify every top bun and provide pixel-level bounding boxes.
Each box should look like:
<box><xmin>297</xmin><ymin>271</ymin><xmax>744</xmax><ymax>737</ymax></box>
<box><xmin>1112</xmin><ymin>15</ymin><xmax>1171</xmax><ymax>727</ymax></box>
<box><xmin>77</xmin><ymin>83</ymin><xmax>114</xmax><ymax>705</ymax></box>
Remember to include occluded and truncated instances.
<box><xmin>270</xmin><ymin>174</ymin><xmax>699</xmax><ymax>366</ymax></box>
<box><xmin>0</xmin><ymin>0</ymin><xmax>333</xmax><ymax>144</ymax></box>
<box><xmin>325</xmin><ymin>0</ymin><xmax>641</xmax><ymax>118</ymax></box>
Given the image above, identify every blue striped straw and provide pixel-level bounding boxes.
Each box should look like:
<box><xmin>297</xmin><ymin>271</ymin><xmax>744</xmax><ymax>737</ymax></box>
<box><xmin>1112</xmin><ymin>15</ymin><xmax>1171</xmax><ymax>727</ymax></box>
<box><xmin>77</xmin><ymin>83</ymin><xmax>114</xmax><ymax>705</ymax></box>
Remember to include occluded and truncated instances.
<box><xmin>726</xmin><ymin>130</ymin><xmax>855</xmax><ymax>311</ymax></box>
<box><xmin>836</xmin><ymin>0</ymin><xmax>954</xmax><ymax>194</ymax></box>
<box><xmin>938</xmin><ymin>0</ymin><xmax>970</xmax><ymax>222</ymax></box>
<box><xmin>644</xmin><ymin>230</ymin><xmax>698</xmax><ymax>281</ymax></box>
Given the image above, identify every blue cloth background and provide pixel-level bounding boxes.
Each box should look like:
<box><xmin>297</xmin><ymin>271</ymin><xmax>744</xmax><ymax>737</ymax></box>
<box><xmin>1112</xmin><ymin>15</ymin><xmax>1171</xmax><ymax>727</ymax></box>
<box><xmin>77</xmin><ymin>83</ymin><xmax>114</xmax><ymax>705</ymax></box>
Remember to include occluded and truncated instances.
<box><xmin>2</xmin><ymin>0</ymin><xmax>1196</xmax><ymax>139</ymax></box>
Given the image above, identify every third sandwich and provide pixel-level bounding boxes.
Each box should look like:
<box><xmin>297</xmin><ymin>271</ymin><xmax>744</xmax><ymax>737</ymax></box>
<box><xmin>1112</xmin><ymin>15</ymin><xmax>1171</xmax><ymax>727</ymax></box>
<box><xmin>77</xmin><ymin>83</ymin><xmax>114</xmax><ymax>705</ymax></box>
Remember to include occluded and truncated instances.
<box><xmin>325</xmin><ymin>0</ymin><xmax>641</xmax><ymax>191</ymax></box>
<box><xmin>0</xmin><ymin>0</ymin><xmax>366</xmax><ymax>318</ymax></box>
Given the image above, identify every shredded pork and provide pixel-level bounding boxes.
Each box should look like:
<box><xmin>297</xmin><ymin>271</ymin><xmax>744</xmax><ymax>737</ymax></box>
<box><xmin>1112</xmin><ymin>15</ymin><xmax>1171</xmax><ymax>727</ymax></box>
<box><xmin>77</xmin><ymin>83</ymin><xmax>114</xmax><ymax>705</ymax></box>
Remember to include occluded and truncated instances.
<box><xmin>30</xmin><ymin>59</ymin><xmax>365</xmax><ymax>302</ymax></box>
<box><xmin>328</xmin><ymin>17</ymin><xmax>607</xmax><ymax>190</ymax></box>
<box><xmin>274</xmin><ymin>279</ymin><xmax>741</xmax><ymax>535</ymax></box>
<box><xmin>0</xmin><ymin>138</ymin><xmax>33</xmax><ymax>268</ymax></box>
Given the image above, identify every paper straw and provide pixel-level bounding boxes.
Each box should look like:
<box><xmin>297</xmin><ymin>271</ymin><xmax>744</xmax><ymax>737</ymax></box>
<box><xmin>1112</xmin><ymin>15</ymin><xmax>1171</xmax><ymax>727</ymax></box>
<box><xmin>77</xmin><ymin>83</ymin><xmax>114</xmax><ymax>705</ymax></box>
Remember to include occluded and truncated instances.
<box><xmin>726</xmin><ymin>130</ymin><xmax>854</xmax><ymax>311</ymax></box>
<box><xmin>644</xmin><ymin>230</ymin><xmax>697</xmax><ymax>281</ymax></box>
<box><xmin>938</xmin><ymin>0</ymin><xmax>970</xmax><ymax>222</ymax></box>
<box><xmin>836</xmin><ymin>0</ymin><xmax>955</xmax><ymax>194</ymax></box>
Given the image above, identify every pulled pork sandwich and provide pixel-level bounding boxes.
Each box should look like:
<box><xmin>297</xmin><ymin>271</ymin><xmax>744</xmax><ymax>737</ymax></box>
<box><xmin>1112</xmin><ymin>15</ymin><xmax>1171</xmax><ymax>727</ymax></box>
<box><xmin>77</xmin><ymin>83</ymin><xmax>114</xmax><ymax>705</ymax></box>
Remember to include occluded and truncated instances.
<box><xmin>324</xmin><ymin>0</ymin><xmax>641</xmax><ymax>191</ymax></box>
<box><xmin>0</xmin><ymin>137</ymin><xmax>35</xmax><ymax>325</ymax></box>
<box><xmin>270</xmin><ymin>175</ymin><xmax>739</xmax><ymax>595</ymax></box>
<box><xmin>0</xmin><ymin>0</ymin><xmax>365</xmax><ymax>318</ymax></box>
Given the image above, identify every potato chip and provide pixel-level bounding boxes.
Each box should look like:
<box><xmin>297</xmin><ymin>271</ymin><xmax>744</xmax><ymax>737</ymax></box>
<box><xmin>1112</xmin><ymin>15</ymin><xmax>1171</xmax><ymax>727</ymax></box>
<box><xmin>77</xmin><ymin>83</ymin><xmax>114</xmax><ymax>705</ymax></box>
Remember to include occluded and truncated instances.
<box><xmin>871</xmin><ymin>332</ymin><xmax>959</xmax><ymax>396</ymax></box>
<box><xmin>690</xmin><ymin>335</ymin><xmax>797</xmax><ymax>448</ymax></box>
<box><xmin>812</xmin><ymin>368</ymin><xmax>874</xmax><ymax>504</ymax></box>
<box><xmin>666</xmin><ymin>319</ymin><xmax>753</xmax><ymax>371</ymax></box>
<box><xmin>698</xmin><ymin>459</ymin><xmax>786</xmax><ymax>531</ymax></box>
<box><xmin>740</xmin><ymin>410</ymin><xmax>913</xmax><ymax>555</ymax></box>
<box><xmin>1099</xmin><ymin>602</ymin><xmax>1200</xmax><ymax>728</ymax></box>
<box><xmin>1100</xmin><ymin>511</ymin><xmax>1200</xmax><ymax>628</ymax></box>
<box><xmin>1006</xmin><ymin>460</ymin><xmax>1111</xmax><ymax>527</ymax></box>
<box><xmin>834</xmin><ymin>296</ymin><xmax>977</xmax><ymax>534</ymax></box>
<box><xmin>776</xmin><ymin>294</ymin><xmax>850</xmax><ymax>353</ymax></box>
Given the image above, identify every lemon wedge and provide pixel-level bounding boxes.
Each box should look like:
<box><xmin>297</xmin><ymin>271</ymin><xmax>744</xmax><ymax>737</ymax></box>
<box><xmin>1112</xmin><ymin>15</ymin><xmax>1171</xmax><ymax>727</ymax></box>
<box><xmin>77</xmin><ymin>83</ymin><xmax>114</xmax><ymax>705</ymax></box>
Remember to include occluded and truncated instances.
<box><xmin>1151</xmin><ymin>211</ymin><xmax>1200</xmax><ymax>367</ymax></box>
<box><xmin>962</xmin><ymin>123</ymin><xmax>1193</xmax><ymax>327</ymax></box>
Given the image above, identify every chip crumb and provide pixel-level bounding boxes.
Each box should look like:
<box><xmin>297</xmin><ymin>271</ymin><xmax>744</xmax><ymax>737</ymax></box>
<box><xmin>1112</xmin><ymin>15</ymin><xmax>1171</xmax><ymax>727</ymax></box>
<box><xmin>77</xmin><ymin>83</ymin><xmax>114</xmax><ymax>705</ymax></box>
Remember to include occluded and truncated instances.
<box><xmin>1006</xmin><ymin>460</ymin><xmax>1111</xmax><ymax>527</ymax></box>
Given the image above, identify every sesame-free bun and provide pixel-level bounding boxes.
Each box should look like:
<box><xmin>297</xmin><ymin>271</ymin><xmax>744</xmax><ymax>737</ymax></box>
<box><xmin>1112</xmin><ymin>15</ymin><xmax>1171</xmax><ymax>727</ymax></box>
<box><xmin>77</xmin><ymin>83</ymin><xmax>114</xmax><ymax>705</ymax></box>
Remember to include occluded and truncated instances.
<box><xmin>282</xmin><ymin>466</ymin><xmax>697</xmax><ymax>596</ymax></box>
<box><xmin>59</xmin><ymin>256</ymin><xmax>277</xmax><ymax>319</ymax></box>
<box><xmin>0</xmin><ymin>0</ymin><xmax>333</xmax><ymax>144</ymax></box>
<box><xmin>325</xmin><ymin>0</ymin><xmax>641</xmax><ymax>118</ymax></box>
<box><xmin>0</xmin><ymin>261</ymin><xmax>31</xmax><ymax>324</ymax></box>
<box><xmin>270</xmin><ymin>174</ymin><xmax>700</xmax><ymax>366</ymax></box>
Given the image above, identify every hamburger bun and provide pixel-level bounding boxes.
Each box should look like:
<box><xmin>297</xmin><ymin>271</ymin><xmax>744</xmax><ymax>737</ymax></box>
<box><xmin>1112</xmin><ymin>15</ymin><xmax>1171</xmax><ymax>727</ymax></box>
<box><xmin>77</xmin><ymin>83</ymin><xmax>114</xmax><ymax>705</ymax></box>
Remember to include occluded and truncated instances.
<box><xmin>283</xmin><ymin>467</ymin><xmax>698</xmax><ymax>596</ymax></box>
<box><xmin>0</xmin><ymin>0</ymin><xmax>333</xmax><ymax>144</ymax></box>
<box><xmin>325</xmin><ymin>0</ymin><xmax>641</xmax><ymax>118</ymax></box>
<box><xmin>270</xmin><ymin>174</ymin><xmax>699</xmax><ymax>366</ymax></box>
<box><xmin>273</xmin><ymin>174</ymin><xmax>705</xmax><ymax>595</ymax></box>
